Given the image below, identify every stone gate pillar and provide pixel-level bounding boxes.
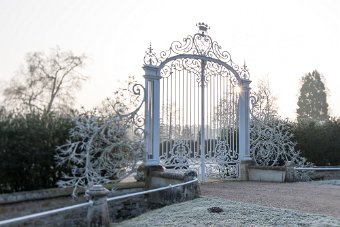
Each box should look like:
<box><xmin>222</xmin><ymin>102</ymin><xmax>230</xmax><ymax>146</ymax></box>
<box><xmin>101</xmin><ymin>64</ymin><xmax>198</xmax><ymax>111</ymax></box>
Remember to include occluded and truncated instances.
<box><xmin>143</xmin><ymin>64</ymin><xmax>161</xmax><ymax>166</ymax></box>
<box><xmin>239</xmin><ymin>79</ymin><xmax>253</xmax><ymax>180</ymax></box>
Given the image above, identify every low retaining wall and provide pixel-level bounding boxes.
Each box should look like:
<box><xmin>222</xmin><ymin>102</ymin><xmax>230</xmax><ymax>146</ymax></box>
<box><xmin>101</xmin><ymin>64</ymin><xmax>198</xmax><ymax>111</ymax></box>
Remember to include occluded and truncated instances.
<box><xmin>247</xmin><ymin>166</ymin><xmax>291</xmax><ymax>183</ymax></box>
<box><xmin>248</xmin><ymin>167</ymin><xmax>286</xmax><ymax>182</ymax></box>
<box><xmin>247</xmin><ymin>165</ymin><xmax>340</xmax><ymax>183</ymax></box>
<box><xmin>148</xmin><ymin>169</ymin><xmax>200</xmax><ymax>207</ymax></box>
<box><xmin>304</xmin><ymin>169</ymin><xmax>340</xmax><ymax>181</ymax></box>
<box><xmin>0</xmin><ymin>182</ymin><xmax>146</xmax><ymax>226</ymax></box>
<box><xmin>108</xmin><ymin>182</ymin><xmax>147</xmax><ymax>222</ymax></box>
<box><xmin>0</xmin><ymin>187</ymin><xmax>88</xmax><ymax>226</ymax></box>
<box><xmin>0</xmin><ymin>169</ymin><xmax>200</xmax><ymax>226</ymax></box>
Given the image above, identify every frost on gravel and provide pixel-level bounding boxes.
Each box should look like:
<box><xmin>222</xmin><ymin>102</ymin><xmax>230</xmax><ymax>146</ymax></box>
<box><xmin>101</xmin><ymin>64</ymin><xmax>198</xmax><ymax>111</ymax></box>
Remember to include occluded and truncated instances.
<box><xmin>115</xmin><ymin>197</ymin><xmax>340</xmax><ymax>227</ymax></box>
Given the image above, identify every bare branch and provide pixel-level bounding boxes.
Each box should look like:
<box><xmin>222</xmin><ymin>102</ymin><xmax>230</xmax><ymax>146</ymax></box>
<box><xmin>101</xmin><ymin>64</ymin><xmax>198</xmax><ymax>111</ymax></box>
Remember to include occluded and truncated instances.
<box><xmin>3</xmin><ymin>47</ymin><xmax>88</xmax><ymax>115</ymax></box>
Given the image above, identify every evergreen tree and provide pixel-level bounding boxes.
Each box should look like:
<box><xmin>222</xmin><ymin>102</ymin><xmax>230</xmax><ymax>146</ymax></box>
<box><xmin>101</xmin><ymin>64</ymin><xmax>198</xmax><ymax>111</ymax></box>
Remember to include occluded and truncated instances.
<box><xmin>297</xmin><ymin>70</ymin><xmax>329</xmax><ymax>122</ymax></box>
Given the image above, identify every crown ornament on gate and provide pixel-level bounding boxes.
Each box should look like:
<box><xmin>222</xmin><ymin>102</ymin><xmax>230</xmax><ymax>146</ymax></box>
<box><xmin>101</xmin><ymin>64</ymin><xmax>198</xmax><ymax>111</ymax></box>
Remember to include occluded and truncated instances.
<box><xmin>143</xmin><ymin>23</ymin><xmax>250</xmax><ymax>80</ymax></box>
<box><xmin>197</xmin><ymin>22</ymin><xmax>210</xmax><ymax>34</ymax></box>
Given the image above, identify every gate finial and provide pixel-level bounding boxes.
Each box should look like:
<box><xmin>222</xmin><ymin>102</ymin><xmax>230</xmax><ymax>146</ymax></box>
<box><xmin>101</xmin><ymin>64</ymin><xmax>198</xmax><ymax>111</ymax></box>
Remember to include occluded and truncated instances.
<box><xmin>144</xmin><ymin>43</ymin><xmax>159</xmax><ymax>66</ymax></box>
<box><xmin>196</xmin><ymin>22</ymin><xmax>210</xmax><ymax>35</ymax></box>
<box><xmin>243</xmin><ymin>59</ymin><xmax>247</xmax><ymax>70</ymax></box>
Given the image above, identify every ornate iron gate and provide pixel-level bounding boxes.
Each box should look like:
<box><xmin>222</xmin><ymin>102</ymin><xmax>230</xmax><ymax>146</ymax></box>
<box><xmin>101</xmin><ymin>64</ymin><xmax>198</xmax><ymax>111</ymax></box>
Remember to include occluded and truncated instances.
<box><xmin>143</xmin><ymin>23</ymin><xmax>251</xmax><ymax>181</ymax></box>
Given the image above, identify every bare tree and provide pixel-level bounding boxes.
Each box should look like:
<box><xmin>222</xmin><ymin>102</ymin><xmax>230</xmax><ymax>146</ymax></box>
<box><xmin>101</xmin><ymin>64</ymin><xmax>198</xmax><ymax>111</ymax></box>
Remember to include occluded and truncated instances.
<box><xmin>251</xmin><ymin>78</ymin><xmax>278</xmax><ymax>121</ymax></box>
<box><xmin>3</xmin><ymin>47</ymin><xmax>87</xmax><ymax>115</ymax></box>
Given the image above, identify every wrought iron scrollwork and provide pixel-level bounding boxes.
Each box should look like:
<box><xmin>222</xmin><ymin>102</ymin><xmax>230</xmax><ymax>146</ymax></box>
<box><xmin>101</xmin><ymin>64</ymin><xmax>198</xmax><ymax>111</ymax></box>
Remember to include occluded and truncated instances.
<box><xmin>144</xmin><ymin>23</ymin><xmax>250</xmax><ymax>80</ymax></box>
<box><xmin>144</xmin><ymin>44</ymin><xmax>160</xmax><ymax>66</ymax></box>
<box><xmin>113</xmin><ymin>81</ymin><xmax>145</xmax><ymax>138</ymax></box>
<box><xmin>249</xmin><ymin>93</ymin><xmax>306</xmax><ymax>166</ymax></box>
<box><xmin>165</xmin><ymin>140</ymin><xmax>191</xmax><ymax>169</ymax></box>
<box><xmin>240</xmin><ymin>62</ymin><xmax>250</xmax><ymax>80</ymax></box>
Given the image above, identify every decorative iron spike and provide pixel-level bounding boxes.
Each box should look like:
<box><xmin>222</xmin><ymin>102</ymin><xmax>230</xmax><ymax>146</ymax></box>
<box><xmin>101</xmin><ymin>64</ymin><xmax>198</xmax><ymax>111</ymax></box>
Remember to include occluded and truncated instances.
<box><xmin>148</xmin><ymin>43</ymin><xmax>153</xmax><ymax>54</ymax></box>
<box><xmin>143</xmin><ymin>42</ymin><xmax>159</xmax><ymax>66</ymax></box>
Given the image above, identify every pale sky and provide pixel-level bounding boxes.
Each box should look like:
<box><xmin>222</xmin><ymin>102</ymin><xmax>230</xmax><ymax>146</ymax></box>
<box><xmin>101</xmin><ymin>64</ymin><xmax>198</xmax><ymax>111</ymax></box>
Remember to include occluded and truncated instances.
<box><xmin>1</xmin><ymin>0</ymin><xmax>340</xmax><ymax>119</ymax></box>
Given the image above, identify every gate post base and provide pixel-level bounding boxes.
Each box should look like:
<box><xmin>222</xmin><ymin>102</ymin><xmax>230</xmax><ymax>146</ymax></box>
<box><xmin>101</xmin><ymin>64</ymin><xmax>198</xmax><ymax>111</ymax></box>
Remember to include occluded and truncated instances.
<box><xmin>140</xmin><ymin>165</ymin><xmax>165</xmax><ymax>188</ymax></box>
<box><xmin>239</xmin><ymin>160</ymin><xmax>255</xmax><ymax>181</ymax></box>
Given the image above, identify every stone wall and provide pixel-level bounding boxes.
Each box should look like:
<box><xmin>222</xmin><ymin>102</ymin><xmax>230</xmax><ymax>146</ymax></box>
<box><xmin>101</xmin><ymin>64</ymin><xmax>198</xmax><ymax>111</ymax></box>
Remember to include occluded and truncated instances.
<box><xmin>0</xmin><ymin>169</ymin><xmax>200</xmax><ymax>226</ymax></box>
<box><xmin>308</xmin><ymin>170</ymin><xmax>340</xmax><ymax>180</ymax></box>
<box><xmin>0</xmin><ymin>183</ymin><xmax>146</xmax><ymax>227</ymax></box>
<box><xmin>0</xmin><ymin>187</ymin><xmax>88</xmax><ymax>226</ymax></box>
<box><xmin>108</xmin><ymin>182</ymin><xmax>148</xmax><ymax>223</ymax></box>
<box><xmin>147</xmin><ymin>169</ymin><xmax>200</xmax><ymax>207</ymax></box>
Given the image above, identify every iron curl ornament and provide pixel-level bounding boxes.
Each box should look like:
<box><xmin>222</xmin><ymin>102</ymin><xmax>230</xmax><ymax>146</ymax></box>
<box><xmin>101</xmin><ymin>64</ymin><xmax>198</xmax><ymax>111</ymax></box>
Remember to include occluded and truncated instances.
<box><xmin>249</xmin><ymin>94</ymin><xmax>308</xmax><ymax>167</ymax></box>
<box><xmin>143</xmin><ymin>22</ymin><xmax>250</xmax><ymax>80</ymax></box>
<box><xmin>112</xmin><ymin>80</ymin><xmax>145</xmax><ymax>139</ymax></box>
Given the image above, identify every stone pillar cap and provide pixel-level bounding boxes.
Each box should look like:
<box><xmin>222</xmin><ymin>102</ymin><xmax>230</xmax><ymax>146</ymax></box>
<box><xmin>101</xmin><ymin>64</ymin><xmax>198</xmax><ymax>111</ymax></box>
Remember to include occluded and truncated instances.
<box><xmin>86</xmin><ymin>185</ymin><xmax>110</xmax><ymax>197</ymax></box>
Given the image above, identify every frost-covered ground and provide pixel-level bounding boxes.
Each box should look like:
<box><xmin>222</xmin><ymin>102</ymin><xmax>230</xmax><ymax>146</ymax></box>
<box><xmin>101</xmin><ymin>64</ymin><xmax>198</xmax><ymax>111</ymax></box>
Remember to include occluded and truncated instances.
<box><xmin>114</xmin><ymin>180</ymin><xmax>340</xmax><ymax>227</ymax></box>
<box><xmin>115</xmin><ymin>196</ymin><xmax>340</xmax><ymax>227</ymax></box>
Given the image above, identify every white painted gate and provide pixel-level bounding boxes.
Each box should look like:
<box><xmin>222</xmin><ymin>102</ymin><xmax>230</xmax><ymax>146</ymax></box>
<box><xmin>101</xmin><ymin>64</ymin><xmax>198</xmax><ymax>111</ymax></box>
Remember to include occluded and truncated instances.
<box><xmin>143</xmin><ymin>23</ymin><xmax>251</xmax><ymax>181</ymax></box>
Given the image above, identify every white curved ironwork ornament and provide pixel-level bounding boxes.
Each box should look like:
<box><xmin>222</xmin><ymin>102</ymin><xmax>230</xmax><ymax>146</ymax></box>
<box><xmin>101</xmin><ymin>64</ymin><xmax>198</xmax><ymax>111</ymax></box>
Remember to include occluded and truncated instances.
<box><xmin>249</xmin><ymin>95</ymin><xmax>307</xmax><ymax>167</ymax></box>
<box><xmin>165</xmin><ymin>140</ymin><xmax>190</xmax><ymax>169</ymax></box>
<box><xmin>213</xmin><ymin>140</ymin><xmax>239</xmax><ymax>177</ymax></box>
<box><xmin>56</xmin><ymin>80</ymin><xmax>145</xmax><ymax>197</ymax></box>
<box><xmin>144</xmin><ymin>23</ymin><xmax>250</xmax><ymax>80</ymax></box>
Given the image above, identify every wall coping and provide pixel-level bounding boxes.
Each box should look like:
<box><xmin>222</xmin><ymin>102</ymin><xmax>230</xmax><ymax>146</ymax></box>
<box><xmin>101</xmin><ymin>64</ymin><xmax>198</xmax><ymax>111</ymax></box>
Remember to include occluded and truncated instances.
<box><xmin>151</xmin><ymin>170</ymin><xmax>185</xmax><ymax>180</ymax></box>
<box><xmin>0</xmin><ymin>187</ymin><xmax>85</xmax><ymax>205</ymax></box>
<box><xmin>248</xmin><ymin>166</ymin><xmax>286</xmax><ymax>171</ymax></box>
<box><xmin>0</xmin><ymin>182</ymin><xmax>145</xmax><ymax>205</ymax></box>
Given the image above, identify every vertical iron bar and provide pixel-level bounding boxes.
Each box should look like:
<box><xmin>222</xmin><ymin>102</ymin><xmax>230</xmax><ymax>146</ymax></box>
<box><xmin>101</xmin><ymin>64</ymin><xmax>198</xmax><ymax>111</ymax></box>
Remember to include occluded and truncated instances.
<box><xmin>162</xmin><ymin>73</ymin><xmax>165</xmax><ymax>162</ymax></box>
<box><xmin>182</xmin><ymin>65</ymin><xmax>185</xmax><ymax>143</ymax></box>
<box><xmin>179</xmin><ymin>68</ymin><xmax>181</xmax><ymax>142</ymax></box>
<box><xmin>186</xmin><ymin>69</ymin><xmax>189</xmax><ymax>149</ymax></box>
<box><xmin>170</xmin><ymin>68</ymin><xmax>173</xmax><ymax>156</ymax></box>
<box><xmin>165</xmin><ymin>77</ymin><xmax>169</xmax><ymax>162</ymax></box>
<box><xmin>174</xmin><ymin>68</ymin><xmax>177</xmax><ymax>145</ymax></box>
<box><xmin>209</xmin><ymin>69</ymin><xmax>212</xmax><ymax>159</ymax></box>
<box><xmin>189</xmin><ymin>71</ymin><xmax>191</xmax><ymax>156</ymax></box>
<box><xmin>193</xmin><ymin>71</ymin><xmax>196</xmax><ymax>157</ymax></box>
<box><xmin>200</xmin><ymin>60</ymin><xmax>206</xmax><ymax>182</ymax></box>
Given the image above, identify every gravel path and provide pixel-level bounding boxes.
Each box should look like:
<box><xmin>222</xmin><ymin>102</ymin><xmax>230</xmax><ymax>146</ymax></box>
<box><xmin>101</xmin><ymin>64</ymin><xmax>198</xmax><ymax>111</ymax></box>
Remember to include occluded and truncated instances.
<box><xmin>116</xmin><ymin>180</ymin><xmax>340</xmax><ymax>226</ymax></box>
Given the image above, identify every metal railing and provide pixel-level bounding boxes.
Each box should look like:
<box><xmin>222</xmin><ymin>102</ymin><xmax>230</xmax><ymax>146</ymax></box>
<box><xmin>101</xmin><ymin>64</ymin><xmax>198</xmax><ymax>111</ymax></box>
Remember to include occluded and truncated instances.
<box><xmin>0</xmin><ymin>178</ymin><xmax>198</xmax><ymax>226</ymax></box>
<box><xmin>107</xmin><ymin>178</ymin><xmax>198</xmax><ymax>202</ymax></box>
<box><xmin>0</xmin><ymin>202</ymin><xmax>91</xmax><ymax>226</ymax></box>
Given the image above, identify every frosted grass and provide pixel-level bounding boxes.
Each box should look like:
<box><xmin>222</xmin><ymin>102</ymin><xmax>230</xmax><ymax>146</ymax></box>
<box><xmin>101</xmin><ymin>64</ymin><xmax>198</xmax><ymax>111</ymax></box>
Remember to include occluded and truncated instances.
<box><xmin>116</xmin><ymin>197</ymin><xmax>340</xmax><ymax>227</ymax></box>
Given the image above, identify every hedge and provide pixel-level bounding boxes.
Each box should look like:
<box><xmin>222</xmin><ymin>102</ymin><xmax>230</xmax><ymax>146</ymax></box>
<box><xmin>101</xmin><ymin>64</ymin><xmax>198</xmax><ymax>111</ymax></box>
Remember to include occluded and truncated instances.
<box><xmin>0</xmin><ymin>112</ymin><xmax>73</xmax><ymax>193</ymax></box>
<box><xmin>292</xmin><ymin>119</ymin><xmax>340</xmax><ymax>166</ymax></box>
